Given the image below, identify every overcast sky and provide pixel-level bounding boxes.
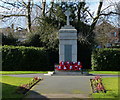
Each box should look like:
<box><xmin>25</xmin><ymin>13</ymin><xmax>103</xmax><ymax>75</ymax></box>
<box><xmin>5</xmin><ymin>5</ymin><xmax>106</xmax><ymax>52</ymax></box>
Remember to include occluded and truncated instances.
<box><xmin>0</xmin><ymin>0</ymin><xmax>119</xmax><ymax>28</ymax></box>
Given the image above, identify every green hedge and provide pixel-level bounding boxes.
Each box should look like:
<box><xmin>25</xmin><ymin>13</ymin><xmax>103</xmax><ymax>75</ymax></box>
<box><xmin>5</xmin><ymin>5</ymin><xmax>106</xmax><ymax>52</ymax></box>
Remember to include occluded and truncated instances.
<box><xmin>92</xmin><ymin>48</ymin><xmax>120</xmax><ymax>71</ymax></box>
<box><xmin>1</xmin><ymin>45</ymin><xmax>53</xmax><ymax>71</ymax></box>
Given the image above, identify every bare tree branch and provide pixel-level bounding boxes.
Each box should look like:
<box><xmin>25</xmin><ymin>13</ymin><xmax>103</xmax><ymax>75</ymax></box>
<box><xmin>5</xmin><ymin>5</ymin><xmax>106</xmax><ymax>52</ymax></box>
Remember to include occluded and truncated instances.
<box><xmin>100</xmin><ymin>11</ymin><xmax>120</xmax><ymax>16</ymax></box>
<box><xmin>21</xmin><ymin>0</ymin><xmax>27</xmax><ymax>8</ymax></box>
<box><xmin>101</xmin><ymin>5</ymin><xmax>112</xmax><ymax>12</ymax></box>
<box><xmin>34</xmin><ymin>4</ymin><xmax>42</xmax><ymax>10</ymax></box>
<box><xmin>0</xmin><ymin>14</ymin><xmax>26</xmax><ymax>19</ymax></box>
<box><xmin>0</xmin><ymin>0</ymin><xmax>20</xmax><ymax>8</ymax></box>
<box><xmin>0</xmin><ymin>5</ymin><xmax>10</xmax><ymax>10</ymax></box>
<box><xmin>86</xmin><ymin>9</ymin><xmax>94</xmax><ymax>19</ymax></box>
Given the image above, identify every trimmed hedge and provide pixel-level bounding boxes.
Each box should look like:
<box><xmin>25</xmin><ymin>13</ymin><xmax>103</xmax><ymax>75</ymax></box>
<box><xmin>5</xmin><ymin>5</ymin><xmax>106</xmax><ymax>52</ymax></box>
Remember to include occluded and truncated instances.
<box><xmin>92</xmin><ymin>48</ymin><xmax>120</xmax><ymax>71</ymax></box>
<box><xmin>1</xmin><ymin>45</ymin><xmax>53</xmax><ymax>71</ymax></box>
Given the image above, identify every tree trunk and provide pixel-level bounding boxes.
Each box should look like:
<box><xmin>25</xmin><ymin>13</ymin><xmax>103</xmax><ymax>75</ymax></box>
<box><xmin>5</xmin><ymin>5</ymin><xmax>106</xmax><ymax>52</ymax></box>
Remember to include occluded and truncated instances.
<box><xmin>89</xmin><ymin>0</ymin><xmax>103</xmax><ymax>34</ymax></box>
<box><xmin>49</xmin><ymin>1</ymin><xmax>54</xmax><ymax>18</ymax></box>
<box><xmin>42</xmin><ymin>0</ymin><xmax>46</xmax><ymax>16</ymax></box>
<box><xmin>77</xmin><ymin>4</ymin><xmax>81</xmax><ymax>23</ymax></box>
<box><xmin>27</xmin><ymin>0</ymin><xmax>31</xmax><ymax>32</ymax></box>
<box><xmin>77</xmin><ymin>2</ymin><xmax>85</xmax><ymax>23</ymax></box>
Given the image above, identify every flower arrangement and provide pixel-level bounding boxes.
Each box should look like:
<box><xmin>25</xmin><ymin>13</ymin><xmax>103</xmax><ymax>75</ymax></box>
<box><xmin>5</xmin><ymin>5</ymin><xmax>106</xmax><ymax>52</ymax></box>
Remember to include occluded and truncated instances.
<box><xmin>55</xmin><ymin>61</ymin><xmax>83</xmax><ymax>71</ymax></box>
<box><xmin>90</xmin><ymin>76</ymin><xmax>106</xmax><ymax>93</ymax></box>
<box><xmin>16</xmin><ymin>77</ymin><xmax>42</xmax><ymax>94</ymax></box>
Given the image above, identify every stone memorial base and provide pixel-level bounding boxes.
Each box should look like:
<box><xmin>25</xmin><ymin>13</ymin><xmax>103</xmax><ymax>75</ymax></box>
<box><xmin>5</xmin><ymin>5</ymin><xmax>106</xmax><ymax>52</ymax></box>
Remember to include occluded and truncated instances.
<box><xmin>53</xmin><ymin>69</ymin><xmax>89</xmax><ymax>76</ymax></box>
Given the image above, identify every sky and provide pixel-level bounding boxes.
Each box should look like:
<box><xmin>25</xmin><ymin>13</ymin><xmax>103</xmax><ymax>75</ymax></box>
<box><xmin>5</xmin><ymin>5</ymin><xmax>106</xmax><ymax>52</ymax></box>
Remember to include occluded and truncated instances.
<box><xmin>0</xmin><ymin>0</ymin><xmax>119</xmax><ymax>29</ymax></box>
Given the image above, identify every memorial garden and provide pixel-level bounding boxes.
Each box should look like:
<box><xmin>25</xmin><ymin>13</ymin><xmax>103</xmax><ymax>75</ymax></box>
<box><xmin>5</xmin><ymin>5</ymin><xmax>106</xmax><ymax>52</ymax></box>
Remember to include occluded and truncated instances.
<box><xmin>0</xmin><ymin>0</ymin><xmax>120</xmax><ymax>99</ymax></box>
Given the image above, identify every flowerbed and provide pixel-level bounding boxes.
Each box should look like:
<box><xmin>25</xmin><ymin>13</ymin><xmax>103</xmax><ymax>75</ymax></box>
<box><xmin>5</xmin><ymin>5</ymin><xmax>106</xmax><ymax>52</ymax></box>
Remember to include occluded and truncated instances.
<box><xmin>90</xmin><ymin>76</ymin><xmax>106</xmax><ymax>93</ymax></box>
<box><xmin>55</xmin><ymin>61</ymin><xmax>83</xmax><ymax>71</ymax></box>
<box><xmin>16</xmin><ymin>77</ymin><xmax>43</xmax><ymax>94</ymax></box>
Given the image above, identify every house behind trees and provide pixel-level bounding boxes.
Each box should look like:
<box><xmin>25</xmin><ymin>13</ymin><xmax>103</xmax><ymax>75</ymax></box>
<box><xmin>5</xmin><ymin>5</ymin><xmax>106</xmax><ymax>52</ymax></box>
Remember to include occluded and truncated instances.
<box><xmin>94</xmin><ymin>21</ymin><xmax>120</xmax><ymax>48</ymax></box>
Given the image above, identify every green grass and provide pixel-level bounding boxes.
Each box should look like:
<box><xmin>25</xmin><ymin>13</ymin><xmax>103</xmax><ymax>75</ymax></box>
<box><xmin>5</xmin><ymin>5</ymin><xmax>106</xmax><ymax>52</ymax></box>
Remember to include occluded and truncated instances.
<box><xmin>1</xmin><ymin>76</ymin><xmax>33</xmax><ymax>99</ymax></box>
<box><xmin>92</xmin><ymin>77</ymin><xmax>119</xmax><ymax>99</ymax></box>
<box><xmin>1</xmin><ymin>71</ymin><xmax>119</xmax><ymax>75</ymax></box>
<box><xmin>89</xmin><ymin>71</ymin><xmax>120</xmax><ymax>75</ymax></box>
<box><xmin>0</xmin><ymin>71</ymin><xmax>49</xmax><ymax>75</ymax></box>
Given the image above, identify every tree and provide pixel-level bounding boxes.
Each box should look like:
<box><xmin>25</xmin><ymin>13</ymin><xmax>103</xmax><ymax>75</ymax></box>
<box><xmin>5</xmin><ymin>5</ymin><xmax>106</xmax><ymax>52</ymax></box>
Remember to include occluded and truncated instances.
<box><xmin>37</xmin><ymin>16</ymin><xmax>59</xmax><ymax>50</ymax></box>
<box><xmin>23</xmin><ymin>33</ymin><xmax>43</xmax><ymax>47</ymax></box>
<box><xmin>35</xmin><ymin>0</ymin><xmax>120</xmax><ymax>48</ymax></box>
<box><xmin>93</xmin><ymin>1</ymin><xmax>120</xmax><ymax>47</ymax></box>
<box><xmin>0</xmin><ymin>0</ymin><xmax>46</xmax><ymax>32</ymax></box>
<box><xmin>94</xmin><ymin>21</ymin><xmax>115</xmax><ymax>46</ymax></box>
<box><xmin>115</xmin><ymin>1</ymin><xmax>120</xmax><ymax>27</ymax></box>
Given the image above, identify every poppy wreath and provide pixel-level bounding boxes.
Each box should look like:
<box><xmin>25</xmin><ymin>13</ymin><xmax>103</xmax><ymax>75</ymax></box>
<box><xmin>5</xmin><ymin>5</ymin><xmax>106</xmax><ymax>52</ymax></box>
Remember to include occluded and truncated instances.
<box><xmin>60</xmin><ymin>61</ymin><xmax>64</xmax><ymax>65</ymax></box>
<box><xmin>57</xmin><ymin>65</ymin><xmax>62</xmax><ymax>70</ymax></box>
<box><xmin>55</xmin><ymin>61</ymin><xmax>83</xmax><ymax>71</ymax></box>
<box><xmin>63</xmin><ymin>65</ymin><xmax>67</xmax><ymax>70</ymax></box>
<box><xmin>74</xmin><ymin>65</ymin><xmax>79</xmax><ymax>71</ymax></box>
<box><xmin>56</xmin><ymin>61</ymin><xmax>64</xmax><ymax>70</ymax></box>
<box><xmin>65</xmin><ymin>61</ymin><xmax>70</xmax><ymax>70</ymax></box>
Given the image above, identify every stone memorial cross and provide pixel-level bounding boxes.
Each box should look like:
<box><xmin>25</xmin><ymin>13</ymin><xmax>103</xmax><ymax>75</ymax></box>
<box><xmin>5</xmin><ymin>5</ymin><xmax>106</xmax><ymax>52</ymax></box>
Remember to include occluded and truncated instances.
<box><xmin>59</xmin><ymin>9</ymin><xmax>77</xmax><ymax>62</ymax></box>
<box><xmin>64</xmin><ymin>10</ymin><xmax>71</xmax><ymax>25</ymax></box>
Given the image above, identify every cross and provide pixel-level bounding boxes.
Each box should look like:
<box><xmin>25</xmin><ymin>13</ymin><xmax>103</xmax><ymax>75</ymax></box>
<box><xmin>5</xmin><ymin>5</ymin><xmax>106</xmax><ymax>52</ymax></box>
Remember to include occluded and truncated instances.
<box><xmin>64</xmin><ymin>10</ymin><xmax>71</xmax><ymax>25</ymax></box>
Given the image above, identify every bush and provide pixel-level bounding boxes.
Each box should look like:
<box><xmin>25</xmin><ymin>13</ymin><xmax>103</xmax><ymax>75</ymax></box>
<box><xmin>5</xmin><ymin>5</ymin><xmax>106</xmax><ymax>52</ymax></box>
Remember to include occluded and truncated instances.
<box><xmin>1</xmin><ymin>45</ymin><xmax>54</xmax><ymax>71</ymax></box>
<box><xmin>46</xmin><ymin>49</ymin><xmax>59</xmax><ymax>66</ymax></box>
<box><xmin>77</xmin><ymin>42</ymin><xmax>92</xmax><ymax>69</ymax></box>
<box><xmin>2</xmin><ymin>33</ymin><xmax>18</xmax><ymax>46</ymax></box>
<box><xmin>92</xmin><ymin>48</ymin><xmax>120</xmax><ymax>71</ymax></box>
<box><xmin>22</xmin><ymin>34</ymin><xmax>43</xmax><ymax>47</ymax></box>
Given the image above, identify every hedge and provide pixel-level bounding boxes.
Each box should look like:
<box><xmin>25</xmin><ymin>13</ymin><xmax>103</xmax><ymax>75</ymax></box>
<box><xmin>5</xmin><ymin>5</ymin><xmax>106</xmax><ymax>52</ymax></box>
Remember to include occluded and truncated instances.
<box><xmin>92</xmin><ymin>48</ymin><xmax>120</xmax><ymax>71</ymax></box>
<box><xmin>1</xmin><ymin>45</ymin><xmax>54</xmax><ymax>71</ymax></box>
<box><xmin>77</xmin><ymin>42</ymin><xmax>92</xmax><ymax>69</ymax></box>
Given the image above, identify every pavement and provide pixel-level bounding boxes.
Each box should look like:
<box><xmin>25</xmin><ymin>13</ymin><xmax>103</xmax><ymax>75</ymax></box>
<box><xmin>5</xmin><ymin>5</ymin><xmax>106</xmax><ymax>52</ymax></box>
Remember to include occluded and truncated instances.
<box><xmin>23</xmin><ymin>75</ymin><xmax>93</xmax><ymax>99</ymax></box>
<box><xmin>3</xmin><ymin>73</ymin><xmax>119</xmax><ymax>99</ymax></box>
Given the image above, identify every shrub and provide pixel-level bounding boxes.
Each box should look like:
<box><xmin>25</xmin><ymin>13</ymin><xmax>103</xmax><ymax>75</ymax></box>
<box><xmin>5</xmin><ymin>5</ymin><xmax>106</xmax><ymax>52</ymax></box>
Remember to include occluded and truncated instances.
<box><xmin>2</xmin><ymin>33</ymin><xmax>18</xmax><ymax>46</ymax></box>
<box><xmin>22</xmin><ymin>34</ymin><xmax>43</xmax><ymax>47</ymax></box>
<box><xmin>1</xmin><ymin>45</ymin><xmax>53</xmax><ymax>71</ymax></box>
<box><xmin>77</xmin><ymin>42</ymin><xmax>92</xmax><ymax>69</ymax></box>
<box><xmin>92</xmin><ymin>48</ymin><xmax>120</xmax><ymax>71</ymax></box>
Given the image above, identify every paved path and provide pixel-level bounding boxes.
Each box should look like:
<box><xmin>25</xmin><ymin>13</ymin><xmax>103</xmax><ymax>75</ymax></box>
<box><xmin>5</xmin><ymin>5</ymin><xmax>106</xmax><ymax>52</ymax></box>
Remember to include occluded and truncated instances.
<box><xmin>23</xmin><ymin>75</ymin><xmax>93</xmax><ymax>99</ymax></box>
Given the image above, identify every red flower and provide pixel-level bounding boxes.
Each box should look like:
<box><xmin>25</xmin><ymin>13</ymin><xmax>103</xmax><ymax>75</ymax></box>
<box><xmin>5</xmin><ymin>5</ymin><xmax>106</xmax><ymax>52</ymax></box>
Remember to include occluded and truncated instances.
<box><xmin>96</xmin><ymin>83</ymin><xmax>104</xmax><ymax>91</ymax></box>
<box><xmin>34</xmin><ymin>77</ymin><xmax>39</xmax><ymax>80</ymax></box>
<box><xmin>60</xmin><ymin>61</ymin><xmax>64</xmax><ymax>65</ymax></box>
<box><xmin>95</xmin><ymin>76</ymin><xmax>101</xmax><ymax>80</ymax></box>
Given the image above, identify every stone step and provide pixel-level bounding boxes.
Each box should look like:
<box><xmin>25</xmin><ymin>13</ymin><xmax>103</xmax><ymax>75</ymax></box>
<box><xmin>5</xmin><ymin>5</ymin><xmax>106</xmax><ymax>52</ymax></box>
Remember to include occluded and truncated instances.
<box><xmin>53</xmin><ymin>70</ymin><xmax>89</xmax><ymax>76</ymax></box>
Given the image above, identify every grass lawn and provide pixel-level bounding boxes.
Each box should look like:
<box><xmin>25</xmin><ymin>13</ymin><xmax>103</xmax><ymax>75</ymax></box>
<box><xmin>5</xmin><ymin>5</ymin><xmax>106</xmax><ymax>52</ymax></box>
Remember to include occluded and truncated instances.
<box><xmin>0</xmin><ymin>71</ymin><xmax>49</xmax><ymax>75</ymax></box>
<box><xmin>92</xmin><ymin>77</ymin><xmax>119</xmax><ymax>99</ymax></box>
<box><xmin>0</xmin><ymin>76</ymin><xmax>33</xmax><ymax>99</ymax></box>
<box><xmin>89</xmin><ymin>71</ymin><xmax>120</xmax><ymax>75</ymax></box>
<box><xmin>1</xmin><ymin>71</ymin><xmax>120</xmax><ymax>75</ymax></box>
